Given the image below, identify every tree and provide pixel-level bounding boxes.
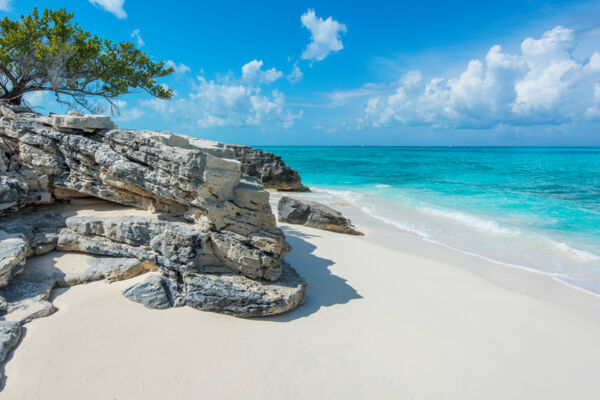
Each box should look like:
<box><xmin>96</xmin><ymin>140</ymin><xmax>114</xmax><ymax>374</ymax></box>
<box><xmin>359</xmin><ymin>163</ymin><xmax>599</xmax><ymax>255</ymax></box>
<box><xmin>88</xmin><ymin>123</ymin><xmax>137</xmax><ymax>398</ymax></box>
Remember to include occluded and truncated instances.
<box><xmin>0</xmin><ymin>8</ymin><xmax>174</xmax><ymax>113</ymax></box>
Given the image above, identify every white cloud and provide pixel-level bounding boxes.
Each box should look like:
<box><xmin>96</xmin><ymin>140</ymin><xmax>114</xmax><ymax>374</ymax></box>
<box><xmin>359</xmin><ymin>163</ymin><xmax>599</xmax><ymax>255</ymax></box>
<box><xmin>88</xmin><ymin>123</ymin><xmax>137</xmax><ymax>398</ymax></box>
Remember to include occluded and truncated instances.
<box><xmin>142</xmin><ymin>76</ymin><xmax>301</xmax><ymax>129</ymax></box>
<box><xmin>512</xmin><ymin>27</ymin><xmax>580</xmax><ymax>114</ymax></box>
<box><xmin>23</xmin><ymin>91</ymin><xmax>51</xmax><ymax>108</ymax></box>
<box><xmin>364</xmin><ymin>26</ymin><xmax>600</xmax><ymax>128</ymax></box>
<box><xmin>287</xmin><ymin>64</ymin><xmax>303</xmax><ymax>83</ymax></box>
<box><xmin>327</xmin><ymin>84</ymin><xmax>383</xmax><ymax>106</ymax></box>
<box><xmin>113</xmin><ymin>100</ymin><xmax>145</xmax><ymax>122</ymax></box>
<box><xmin>241</xmin><ymin>60</ymin><xmax>283</xmax><ymax>84</ymax></box>
<box><xmin>0</xmin><ymin>0</ymin><xmax>12</xmax><ymax>12</ymax></box>
<box><xmin>300</xmin><ymin>9</ymin><xmax>347</xmax><ymax>62</ymax></box>
<box><xmin>165</xmin><ymin>60</ymin><xmax>191</xmax><ymax>75</ymax></box>
<box><xmin>88</xmin><ymin>0</ymin><xmax>127</xmax><ymax>19</ymax></box>
<box><xmin>584</xmin><ymin>83</ymin><xmax>600</xmax><ymax>121</ymax></box>
<box><xmin>130</xmin><ymin>29</ymin><xmax>144</xmax><ymax>47</ymax></box>
<box><xmin>585</xmin><ymin>53</ymin><xmax>600</xmax><ymax>72</ymax></box>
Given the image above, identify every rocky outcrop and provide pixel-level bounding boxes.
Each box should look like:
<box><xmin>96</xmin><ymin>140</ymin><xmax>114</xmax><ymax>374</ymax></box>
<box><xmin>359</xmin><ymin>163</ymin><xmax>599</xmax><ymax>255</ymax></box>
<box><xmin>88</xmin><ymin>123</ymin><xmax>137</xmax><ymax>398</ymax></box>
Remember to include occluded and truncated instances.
<box><xmin>145</xmin><ymin>137</ymin><xmax>307</xmax><ymax>191</ymax></box>
<box><xmin>223</xmin><ymin>145</ymin><xmax>307</xmax><ymax>191</ymax></box>
<box><xmin>0</xmin><ymin>103</ymin><xmax>305</xmax><ymax>318</ymax></box>
<box><xmin>278</xmin><ymin>196</ymin><xmax>363</xmax><ymax>235</ymax></box>
<box><xmin>0</xmin><ymin>103</ymin><xmax>308</xmax><ymax>385</ymax></box>
<box><xmin>0</xmin><ymin>212</ymin><xmax>65</xmax><ymax>287</ymax></box>
<box><xmin>124</xmin><ymin>262</ymin><xmax>306</xmax><ymax>317</ymax></box>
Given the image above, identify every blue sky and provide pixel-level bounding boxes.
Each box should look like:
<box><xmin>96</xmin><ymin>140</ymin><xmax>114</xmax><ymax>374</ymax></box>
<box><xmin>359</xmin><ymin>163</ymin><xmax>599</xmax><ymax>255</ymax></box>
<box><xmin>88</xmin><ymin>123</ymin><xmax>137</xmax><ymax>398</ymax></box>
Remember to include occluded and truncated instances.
<box><xmin>2</xmin><ymin>0</ymin><xmax>600</xmax><ymax>145</ymax></box>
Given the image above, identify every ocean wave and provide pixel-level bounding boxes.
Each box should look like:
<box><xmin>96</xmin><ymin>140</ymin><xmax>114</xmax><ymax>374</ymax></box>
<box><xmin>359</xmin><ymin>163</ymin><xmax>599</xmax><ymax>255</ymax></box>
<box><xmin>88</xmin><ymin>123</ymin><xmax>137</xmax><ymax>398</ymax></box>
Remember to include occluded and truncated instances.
<box><xmin>551</xmin><ymin>242</ymin><xmax>600</xmax><ymax>262</ymax></box>
<box><xmin>320</xmin><ymin>188</ymin><xmax>366</xmax><ymax>206</ymax></box>
<box><xmin>321</xmin><ymin>186</ymin><xmax>600</xmax><ymax>264</ymax></box>
<box><xmin>360</xmin><ymin>206</ymin><xmax>432</xmax><ymax>240</ymax></box>
<box><xmin>419</xmin><ymin>206</ymin><xmax>518</xmax><ymax>236</ymax></box>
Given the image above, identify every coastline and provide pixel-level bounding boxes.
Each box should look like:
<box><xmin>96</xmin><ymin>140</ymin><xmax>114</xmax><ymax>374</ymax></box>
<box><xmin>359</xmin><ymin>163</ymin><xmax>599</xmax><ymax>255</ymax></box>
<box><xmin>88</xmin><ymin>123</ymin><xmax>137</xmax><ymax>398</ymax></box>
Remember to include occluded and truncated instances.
<box><xmin>271</xmin><ymin>190</ymin><xmax>600</xmax><ymax>317</ymax></box>
<box><xmin>3</xmin><ymin>191</ymin><xmax>600</xmax><ymax>399</ymax></box>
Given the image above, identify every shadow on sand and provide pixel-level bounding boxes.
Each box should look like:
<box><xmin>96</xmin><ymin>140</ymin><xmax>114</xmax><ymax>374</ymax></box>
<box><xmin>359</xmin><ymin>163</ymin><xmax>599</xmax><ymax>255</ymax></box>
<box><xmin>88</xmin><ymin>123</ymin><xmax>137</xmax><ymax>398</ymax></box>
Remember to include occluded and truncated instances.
<box><xmin>260</xmin><ymin>226</ymin><xmax>362</xmax><ymax>322</ymax></box>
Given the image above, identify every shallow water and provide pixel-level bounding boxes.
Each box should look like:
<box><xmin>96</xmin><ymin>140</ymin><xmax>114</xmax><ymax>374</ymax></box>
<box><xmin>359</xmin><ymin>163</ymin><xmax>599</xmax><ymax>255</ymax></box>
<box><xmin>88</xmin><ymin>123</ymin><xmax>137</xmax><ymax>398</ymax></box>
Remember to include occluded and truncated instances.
<box><xmin>262</xmin><ymin>146</ymin><xmax>600</xmax><ymax>294</ymax></box>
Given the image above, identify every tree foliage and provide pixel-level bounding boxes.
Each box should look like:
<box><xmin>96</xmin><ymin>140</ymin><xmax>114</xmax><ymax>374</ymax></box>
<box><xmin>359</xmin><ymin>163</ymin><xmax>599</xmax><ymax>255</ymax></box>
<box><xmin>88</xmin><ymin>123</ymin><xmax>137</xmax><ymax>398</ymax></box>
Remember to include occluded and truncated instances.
<box><xmin>0</xmin><ymin>8</ymin><xmax>173</xmax><ymax>112</ymax></box>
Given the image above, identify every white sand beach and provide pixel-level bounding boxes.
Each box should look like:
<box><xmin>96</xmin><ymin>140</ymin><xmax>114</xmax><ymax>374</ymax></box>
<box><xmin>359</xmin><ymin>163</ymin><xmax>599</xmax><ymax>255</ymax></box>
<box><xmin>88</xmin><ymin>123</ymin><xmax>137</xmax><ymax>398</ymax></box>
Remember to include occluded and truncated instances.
<box><xmin>3</xmin><ymin>196</ymin><xmax>600</xmax><ymax>400</ymax></box>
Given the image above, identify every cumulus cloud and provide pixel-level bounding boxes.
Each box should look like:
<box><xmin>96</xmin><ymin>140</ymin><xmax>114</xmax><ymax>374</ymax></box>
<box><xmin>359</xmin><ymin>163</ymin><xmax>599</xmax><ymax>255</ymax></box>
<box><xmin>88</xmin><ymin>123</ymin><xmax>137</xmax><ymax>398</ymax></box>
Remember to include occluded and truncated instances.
<box><xmin>142</xmin><ymin>75</ymin><xmax>301</xmax><ymax>129</ymax></box>
<box><xmin>300</xmin><ymin>9</ymin><xmax>347</xmax><ymax>62</ymax></box>
<box><xmin>165</xmin><ymin>60</ymin><xmax>191</xmax><ymax>75</ymax></box>
<box><xmin>364</xmin><ymin>26</ymin><xmax>600</xmax><ymax>128</ymax></box>
<box><xmin>130</xmin><ymin>29</ymin><xmax>144</xmax><ymax>47</ymax></box>
<box><xmin>288</xmin><ymin>64</ymin><xmax>303</xmax><ymax>83</ymax></box>
<box><xmin>584</xmin><ymin>53</ymin><xmax>600</xmax><ymax>72</ymax></box>
<box><xmin>0</xmin><ymin>0</ymin><xmax>12</xmax><ymax>12</ymax></box>
<box><xmin>241</xmin><ymin>60</ymin><xmax>283</xmax><ymax>84</ymax></box>
<box><xmin>88</xmin><ymin>0</ymin><xmax>127</xmax><ymax>19</ymax></box>
<box><xmin>584</xmin><ymin>83</ymin><xmax>600</xmax><ymax>120</ymax></box>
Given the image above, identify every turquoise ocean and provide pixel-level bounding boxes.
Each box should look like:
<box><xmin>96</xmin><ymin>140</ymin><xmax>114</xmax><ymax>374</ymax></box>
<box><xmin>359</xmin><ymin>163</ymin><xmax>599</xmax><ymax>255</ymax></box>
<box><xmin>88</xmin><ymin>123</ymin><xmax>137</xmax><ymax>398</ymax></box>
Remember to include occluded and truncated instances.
<box><xmin>261</xmin><ymin>146</ymin><xmax>600</xmax><ymax>295</ymax></box>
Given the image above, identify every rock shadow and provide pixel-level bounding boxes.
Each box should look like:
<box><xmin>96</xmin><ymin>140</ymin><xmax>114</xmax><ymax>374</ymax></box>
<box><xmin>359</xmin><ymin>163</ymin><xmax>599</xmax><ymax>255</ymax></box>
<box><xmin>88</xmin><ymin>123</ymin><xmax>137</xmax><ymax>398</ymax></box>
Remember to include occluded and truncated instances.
<box><xmin>260</xmin><ymin>225</ymin><xmax>362</xmax><ymax>322</ymax></box>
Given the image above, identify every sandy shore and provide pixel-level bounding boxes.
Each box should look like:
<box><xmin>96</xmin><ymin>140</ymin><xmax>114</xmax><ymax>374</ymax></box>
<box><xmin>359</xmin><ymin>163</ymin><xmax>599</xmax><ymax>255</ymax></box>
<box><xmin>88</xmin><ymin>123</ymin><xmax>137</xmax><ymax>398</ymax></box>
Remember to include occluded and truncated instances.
<box><xmin>3</xmin><ymin>195</ymin><xmax>600</xmax><ymax>399</ymax></box>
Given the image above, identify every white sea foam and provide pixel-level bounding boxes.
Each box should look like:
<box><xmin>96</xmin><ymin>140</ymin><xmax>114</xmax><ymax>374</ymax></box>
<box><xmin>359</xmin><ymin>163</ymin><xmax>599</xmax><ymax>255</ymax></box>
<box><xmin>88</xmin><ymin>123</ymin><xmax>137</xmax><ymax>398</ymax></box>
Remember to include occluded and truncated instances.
<box><xmin>375</xmin><ymin>184</ymin><xmax>391</xmax><ymax>188</ymax></box>
<box><xmin>360</xmin><ymin>206</ymin><xmax>432</xmax><ymax>240</ymax></box>
<box><xmin>317</xmin><ymin>186</ymin><xmax>600</xmax><ymax>294</ymax></box>
<box><xmin>551</xmin><ymin>242</ymin><xmax>600</xmax><ymax>262</ymax></box>
<box><xmin>321</xmin><ymin>188</ymin><xmax>366</xmax><ymax>206</ymax></box>
<box><xmin>419</xmin><ymin>206</ymin><xmax>519</xmax><ymax>236</ymax></box>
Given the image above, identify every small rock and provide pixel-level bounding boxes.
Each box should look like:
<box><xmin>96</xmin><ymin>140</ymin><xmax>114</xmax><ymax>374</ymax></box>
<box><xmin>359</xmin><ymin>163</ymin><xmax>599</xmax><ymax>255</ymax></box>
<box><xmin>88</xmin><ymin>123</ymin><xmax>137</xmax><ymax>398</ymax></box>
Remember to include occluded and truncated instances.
<box><xmin>277</xmin><ymin>196</ymin><xmax>363</xmax><ymax>235</ymax></box>
<box><xmin>122</xmin><ymin>274</ymin><xmax>181</xmax><ymax>310</ymax></box>
<box><xmin>0</xmin><ymin>271</ymin><xmax>56</xmax><ymax>324</ymax></box>
<box><xmin>0</xmin><ymin>320</ymin><xmax>21</xmax><ymax>381</ymax></box>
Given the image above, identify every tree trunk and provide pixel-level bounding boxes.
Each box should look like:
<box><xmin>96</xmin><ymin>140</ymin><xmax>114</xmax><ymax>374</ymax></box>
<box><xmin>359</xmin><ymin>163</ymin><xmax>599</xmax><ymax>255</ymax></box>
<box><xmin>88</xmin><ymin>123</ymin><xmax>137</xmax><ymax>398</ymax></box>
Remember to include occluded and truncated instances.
<box><xmin>8</xmin><ymin>96</ymin><xmax>22</xmax><ymax>105</ymax></box>
<box><xmin>2</xmin><ymin>89</ymin><xmax>24</xmax><ymax>105</ymax></box>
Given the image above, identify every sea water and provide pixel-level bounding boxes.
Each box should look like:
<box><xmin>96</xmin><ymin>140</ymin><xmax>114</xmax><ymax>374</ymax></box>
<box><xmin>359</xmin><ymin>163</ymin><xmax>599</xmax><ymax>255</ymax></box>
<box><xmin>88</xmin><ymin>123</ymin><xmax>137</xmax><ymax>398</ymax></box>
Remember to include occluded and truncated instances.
<box><xmin>261</xmin><ymin>146</ymin><xmax>600</xmax><ymax>295</ymax></box>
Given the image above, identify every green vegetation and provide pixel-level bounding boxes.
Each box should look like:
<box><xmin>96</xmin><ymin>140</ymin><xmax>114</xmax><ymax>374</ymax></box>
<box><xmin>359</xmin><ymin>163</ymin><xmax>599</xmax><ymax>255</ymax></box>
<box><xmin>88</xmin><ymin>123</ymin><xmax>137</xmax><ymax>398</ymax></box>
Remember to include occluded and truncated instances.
<box><xmin>0</xmin><ymin>8</ymin><xmax>173</xmax><ymax>112</ymax></box>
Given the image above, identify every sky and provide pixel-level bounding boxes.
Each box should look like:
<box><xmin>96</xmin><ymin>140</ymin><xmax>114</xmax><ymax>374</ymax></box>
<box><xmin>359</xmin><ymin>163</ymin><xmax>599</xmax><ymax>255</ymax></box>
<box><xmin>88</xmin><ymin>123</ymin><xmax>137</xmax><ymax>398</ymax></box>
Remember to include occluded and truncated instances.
<box><xmin>2</xmin><ymin>0</ymin><xmax>600</xmax><ymax>146</ymax></box>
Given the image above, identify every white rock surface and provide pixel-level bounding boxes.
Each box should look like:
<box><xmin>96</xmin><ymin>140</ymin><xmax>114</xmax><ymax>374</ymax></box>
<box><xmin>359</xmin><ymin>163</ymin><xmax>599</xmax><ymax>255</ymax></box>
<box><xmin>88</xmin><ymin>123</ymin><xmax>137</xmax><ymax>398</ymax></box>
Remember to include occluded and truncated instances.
<box><xmin>51</xmin><ymin>111</ymin><xmax>117</xmax><ymax>132</ymax></box>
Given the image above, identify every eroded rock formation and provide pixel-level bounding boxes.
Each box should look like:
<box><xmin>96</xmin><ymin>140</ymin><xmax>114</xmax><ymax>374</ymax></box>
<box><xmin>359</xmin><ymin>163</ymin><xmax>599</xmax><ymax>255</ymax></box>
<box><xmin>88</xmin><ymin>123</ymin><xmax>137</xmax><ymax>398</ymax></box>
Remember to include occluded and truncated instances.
<box><xmin>0</xmin><ymin>104</ymin><xmax>306</xmax><ymax>313</ymax></box>
<box><xmin>278</xmin><ymin>196</ymin><xmax>363</xmax><ymax>235</ymax></box>
<box><xmin>224</xmin><ymin>144</ymin><xmax>307</xmax><ymax>191</ymax></box>
<box><xmin>0</xmin><ymin>104</ymin><xmax>308</xmax><ymax>382</ymax></box>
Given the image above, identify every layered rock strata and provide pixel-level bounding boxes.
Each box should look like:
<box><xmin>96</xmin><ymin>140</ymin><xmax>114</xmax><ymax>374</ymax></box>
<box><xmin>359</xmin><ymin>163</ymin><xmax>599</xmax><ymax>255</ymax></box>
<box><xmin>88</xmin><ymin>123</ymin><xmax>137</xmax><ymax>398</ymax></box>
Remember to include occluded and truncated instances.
<box><xmin>278</xmin><ymin>196</ymin><xmax>364</xmax><ymax>235</ymax></box>
<box><xmin>223</xmin><ymin>144</ymin><xmax>307</xmax><ymax>191</ymax></box>
<box><xmin>0</xmin><ymin>104</ymin><xmax>308</xmax><ymax>382</ymax></box>
<box><xmin>0</xmin><ymin>104</ymin><xmax>306</xmax><ymax>316</ymax></box>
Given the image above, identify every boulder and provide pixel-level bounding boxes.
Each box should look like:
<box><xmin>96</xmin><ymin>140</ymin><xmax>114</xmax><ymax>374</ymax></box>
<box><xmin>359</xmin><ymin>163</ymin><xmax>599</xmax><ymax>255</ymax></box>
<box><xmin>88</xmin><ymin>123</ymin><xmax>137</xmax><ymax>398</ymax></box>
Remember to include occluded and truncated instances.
<box><xmin>278</xmin><ymin>196</ymin><xmax>363</xmax><ymax>235</ymax></box>
<box><xmin>52</xmin><ymin>111</ymin><xmax>117</xmax><ymax>132</ymax></box>
<box><xmin>124</xmin><ymin>262</ymin><xmax>307</xmax><ymax>317</ymax></box>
